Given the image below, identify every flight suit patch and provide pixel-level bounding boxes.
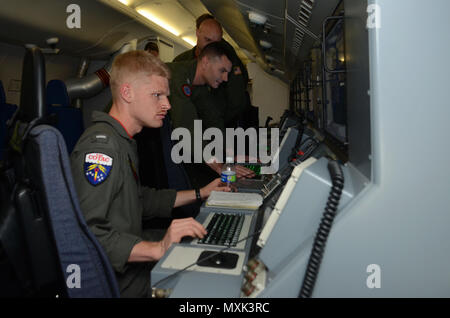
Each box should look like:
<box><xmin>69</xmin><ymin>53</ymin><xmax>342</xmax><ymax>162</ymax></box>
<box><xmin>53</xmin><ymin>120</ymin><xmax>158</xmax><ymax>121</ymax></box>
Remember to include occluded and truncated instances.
<box><xmin>182</xmin><ymin>84</ymin><xmax>192</xmax><ymax>97</ymax></box>
<box><xmin>233</xmin><ymin>66</ymin><xmax>242</xmax><ymax>75</ymax></box>
<box><xmin>84</xmin><ymin>153</ymin><xmax>113</xmax><ymax>186</ymax></box>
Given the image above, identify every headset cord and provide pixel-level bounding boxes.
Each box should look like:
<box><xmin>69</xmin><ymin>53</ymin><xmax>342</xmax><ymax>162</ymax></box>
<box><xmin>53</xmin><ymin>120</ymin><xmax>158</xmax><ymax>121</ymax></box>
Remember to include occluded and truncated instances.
<box><xmin>299</xmin><ymin>160</ymin><xmax>344</xmax><ymax>298</ymax></box>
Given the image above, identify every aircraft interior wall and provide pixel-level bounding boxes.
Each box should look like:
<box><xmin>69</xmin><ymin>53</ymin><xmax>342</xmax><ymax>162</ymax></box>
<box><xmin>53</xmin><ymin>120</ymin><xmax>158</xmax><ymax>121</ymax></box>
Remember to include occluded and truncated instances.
<box><xmin>0</xmin><ymin>33</ymin><xmax>184</xmax><ymax>130</ymax></box>
<box><xmin>246</xmin><ymin>62</ymin><xmax>290</xmax><ymax>126</ymax></box>
<box><xmin>79</xmin><ymin>59</ymin><xmax>112</xmax><ymax>128</ymax></box>
<box><xmin>79</xmin><ymin>35</ymin><xmax>182</xmax><ymax>128</ymax></box>
<box><xmin>0</xmin><ymin>41</ymin><xmax>80</xmax><ymax>106</ymax></box>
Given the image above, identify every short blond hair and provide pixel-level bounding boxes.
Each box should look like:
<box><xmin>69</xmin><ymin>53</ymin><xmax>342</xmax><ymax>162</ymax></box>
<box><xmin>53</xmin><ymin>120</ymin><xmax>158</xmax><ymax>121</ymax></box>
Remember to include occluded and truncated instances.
<box><xmin>110</xmin><ymin>50</ymin><xmax>170</xmax><ymax>100</ymax></box>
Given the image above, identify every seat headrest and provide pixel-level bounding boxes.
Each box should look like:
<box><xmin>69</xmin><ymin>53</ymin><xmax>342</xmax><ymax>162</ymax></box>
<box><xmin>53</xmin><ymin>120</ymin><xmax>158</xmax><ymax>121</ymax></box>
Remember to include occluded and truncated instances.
<box><xmin>46</xmin><ymin>80</ymin><xmax>70</xmax><ymax>107</ymax></box>
<box><xmin>0</xmin><ymin>80</ymin><xmax>6</xmax><ymax>104</ymax></box>
<box><xmin>17</xmin><ymin>47</ymin><xmax>46</xmax><ymax>123</ymax></box>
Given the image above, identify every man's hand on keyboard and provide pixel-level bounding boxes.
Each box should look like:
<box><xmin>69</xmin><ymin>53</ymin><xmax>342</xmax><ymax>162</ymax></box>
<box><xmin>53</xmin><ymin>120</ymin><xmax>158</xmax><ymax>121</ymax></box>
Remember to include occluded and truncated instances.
<box><xmin>160</xmin><ymin>218</ymin><xmax>207</xmax><ymax>253</ymax></box>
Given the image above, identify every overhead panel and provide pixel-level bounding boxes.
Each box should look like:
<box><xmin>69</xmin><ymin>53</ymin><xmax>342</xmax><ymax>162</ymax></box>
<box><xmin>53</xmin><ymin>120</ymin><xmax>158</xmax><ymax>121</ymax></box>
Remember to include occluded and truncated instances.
<box><xmin>0</xmin><ymin>0</ymin><xmax>200</xmax><ymax>59</ymax></box>
<box><xmin>201</xmin><ymin>0</ymin><xmax>266</xmax><ymax>69</ymax></box>
<box><xmin>288</xmin><ymin>0</ymin><xmax>341</xmax><ymax>68</ymax></box>
<box><xmin>133</xmin><ymin>0</ymin><xmax>197</xmax><ymax>45</ymax></box>
<box><xmin>202</xmin><ymin>0</ymin><xmax>342</xmax><ymax>81</ymax></box>
<box><xmin>0</xmin><ymin>0</ymin><xmax>140</xmax><ymax>58</ymax></box>
<box><xmin>236</xmin><ymin>0</ymin><xmax>284</xmax><ymax>70</ymax></box>
<box><xmin>288</xmin><ymin>0</ymin><xmax>315</xmax><ymax>58</ymax></box>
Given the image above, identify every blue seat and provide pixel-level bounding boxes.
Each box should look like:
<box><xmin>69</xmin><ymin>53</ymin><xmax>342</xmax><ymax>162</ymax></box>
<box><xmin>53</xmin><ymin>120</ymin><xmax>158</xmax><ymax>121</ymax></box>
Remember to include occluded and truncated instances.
<box><xmin>28</xmin><ymin>124</ymin><xmax>121</xmax><ymax>297</ymax></box>
<box><xmin>0</xmin><ymin>80</ymin><xmax>18</xmax><ymax>161</ymax></box>
<box><xmin>0</xmin><ymin>47</ymin><xmax>119</xmax><ymax>297</ymax></box>
<box><xmin>46</xmin><ymin>79</ymin><xmax>84</xmax><ymax>154</ymax></box>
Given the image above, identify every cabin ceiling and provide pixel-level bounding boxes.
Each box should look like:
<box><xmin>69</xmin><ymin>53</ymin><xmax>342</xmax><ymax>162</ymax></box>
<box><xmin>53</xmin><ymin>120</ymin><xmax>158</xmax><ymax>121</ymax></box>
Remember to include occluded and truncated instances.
<box><xmin>202</xmin><ymin>0</ymin><xmax>342</xmax><ymax>81</ymax></box>
<box><xmin>0</xmin><ymin>0</ymin><xmax>133</xmax><ymax>57</ymax></box>
<box><xmin>0</xmin><ymin>0</ymin><xmax>341</xmax><ymax>81</ymax></box>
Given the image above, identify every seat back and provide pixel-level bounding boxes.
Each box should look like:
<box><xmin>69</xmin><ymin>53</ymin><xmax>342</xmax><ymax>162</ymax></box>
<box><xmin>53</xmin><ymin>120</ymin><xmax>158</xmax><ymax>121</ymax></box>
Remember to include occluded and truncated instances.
<box><xmin>0</xmin><ymin>47</ymin><xmax>119</xmax><ymax>297</ymax></box>
<box><xmin>27</xmin><ymin>125</ymin><xmax>120</xmax><ymax>297</ymax></box>
<box><xmin>0</xmin><ymin>81</ymin><xmax>18</xmax><ymax>162</ymax></box>
<box><xmin>0</xmin><ymin>48</ymin><xmax>63</xmax><ymax>296</ymax></box>
<box><xmin>46</xmin><ymin>80</ymin><xmax>84</xmax><ymax>154</ymax></box>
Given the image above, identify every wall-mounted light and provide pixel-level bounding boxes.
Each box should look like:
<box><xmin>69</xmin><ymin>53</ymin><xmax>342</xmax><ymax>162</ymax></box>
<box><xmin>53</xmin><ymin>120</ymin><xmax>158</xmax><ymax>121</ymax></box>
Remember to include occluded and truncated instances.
<box><xmin>117</xmin><ymin>0</ymin><xmax>130</xmax><ymax>6</ymax></box>
<box><xmin>249</xmin><ymin>11</ymin><xmax>267</xmax><ymax>25</ymax></box>
<box><xmin>259</xmin><ymin>40</ymin><xmax>272</xmax><ymax>49</ymax></box>
<box><xmin>137</xmin><ymin>8</ymin><xmax>181</xmax><ymax>37</ymax></box>
<box><xmin>265</xmin><ymin>55</ymin><xmax>275</xmax><ymax>62</ymax></box>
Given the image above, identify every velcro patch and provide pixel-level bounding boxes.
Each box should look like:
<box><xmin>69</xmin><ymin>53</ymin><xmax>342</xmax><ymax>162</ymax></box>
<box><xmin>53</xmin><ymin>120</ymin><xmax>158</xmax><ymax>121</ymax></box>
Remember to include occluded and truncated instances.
<box><xmin>84</xmin><ymin>153</ymin><xmax>113</xmax><ymax>186</ymax></box>
<box><xmin>91</xmin><ymin>134</ymin><xmax>109</xmax><ymax>144</ymax></box>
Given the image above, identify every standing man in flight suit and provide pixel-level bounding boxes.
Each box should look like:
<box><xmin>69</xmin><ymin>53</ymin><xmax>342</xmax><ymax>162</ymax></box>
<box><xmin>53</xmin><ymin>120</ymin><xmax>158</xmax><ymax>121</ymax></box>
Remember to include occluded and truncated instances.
<box><xmin>173</xmin><ymin>14</ymin><xmax>251</xmax><ymax>130</ymax></box>
<box><xmin>167</xmin><ymin>41</ymin><xmax>254</xmax><ymax>189</ymax></box>
<box><xmin>70</xmin><ymin>50</ymin><xmax>229</xmax><ymax>297</ymax></box>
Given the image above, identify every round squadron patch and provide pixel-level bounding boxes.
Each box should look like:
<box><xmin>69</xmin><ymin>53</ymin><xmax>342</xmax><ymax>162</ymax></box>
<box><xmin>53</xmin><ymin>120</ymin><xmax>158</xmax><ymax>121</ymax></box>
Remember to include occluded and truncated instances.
<box><xmin>84</xmin><ymin>153</ymin><xmax>113</xmax><ymax>186</ymax></box>
<box><xmin>182</xmin><ymin>84</ymin><xmax>192</xmax><ymax>97</ymax></box>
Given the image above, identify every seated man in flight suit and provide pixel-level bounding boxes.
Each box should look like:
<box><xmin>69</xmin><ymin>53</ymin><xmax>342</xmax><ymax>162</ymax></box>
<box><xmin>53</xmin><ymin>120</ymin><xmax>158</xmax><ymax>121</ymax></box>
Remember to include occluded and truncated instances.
<box><xmin>70</xmin><ymin>50</ymin><xmax>229</xmax><ymax>297</ymax></box>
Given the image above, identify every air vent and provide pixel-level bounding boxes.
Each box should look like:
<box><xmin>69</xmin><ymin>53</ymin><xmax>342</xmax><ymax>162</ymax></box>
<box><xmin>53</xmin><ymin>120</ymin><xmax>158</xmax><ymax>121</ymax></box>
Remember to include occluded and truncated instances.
<box><xmin>292</xmin><ymin>0</ymin><xmax>315</xmax><ymax>56</ymax></box>
<box><xmin>303</xmin><ymin>0</ymin><xmax>314</xmax><ymax>10</ymax></box>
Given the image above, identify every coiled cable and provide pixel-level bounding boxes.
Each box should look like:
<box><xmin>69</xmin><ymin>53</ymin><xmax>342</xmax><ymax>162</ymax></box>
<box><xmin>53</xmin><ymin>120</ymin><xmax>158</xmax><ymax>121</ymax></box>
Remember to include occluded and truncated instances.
<box><xmin>299</xmin><ymin>160</ymin><xmax>344</xmax><ymax>298</ymax></box>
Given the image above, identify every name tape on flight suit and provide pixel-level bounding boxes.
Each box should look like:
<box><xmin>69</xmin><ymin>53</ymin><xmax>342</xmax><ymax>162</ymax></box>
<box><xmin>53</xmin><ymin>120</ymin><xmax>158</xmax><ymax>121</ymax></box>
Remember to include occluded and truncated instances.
<box><xmin>84</xmin><ymin>153</ymin><xmax>113</xmax><ymax>186</ymax></box>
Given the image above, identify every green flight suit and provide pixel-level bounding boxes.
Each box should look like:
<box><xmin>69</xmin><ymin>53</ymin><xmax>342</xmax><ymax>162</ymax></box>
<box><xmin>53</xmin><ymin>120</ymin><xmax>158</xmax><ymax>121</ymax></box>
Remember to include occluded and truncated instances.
<box><xmin>173</xmin><ymin>39</ymin><xmax>249</xmax><ymax>128</ymax></box>
<box><xmin>222</xmin><ymin>39</ymin><xmax>250</xmax><ymax>127</ymax></box>
<box><xmin>166</xmin><ymin>60</ymin><xmax>226</xmax><ymax>134</ymax></box>
<box><xmin>166</xmin><ymin>60</ymin><xmax>220</xmax><ymax>188</ymax></box>
<box><xmin>70</xmin><ymin>111</ymin><xmax>176</xmax><ymax>298</ymax></box>
<box><xmin>172</xmin><ymin>46</ymin><xmax>196</xmax><ymax>63</ymax></box>
<box><xmin>166</xmin><ymin>60</ymin><xmax>201</xmax><ymax>136</ymax></box>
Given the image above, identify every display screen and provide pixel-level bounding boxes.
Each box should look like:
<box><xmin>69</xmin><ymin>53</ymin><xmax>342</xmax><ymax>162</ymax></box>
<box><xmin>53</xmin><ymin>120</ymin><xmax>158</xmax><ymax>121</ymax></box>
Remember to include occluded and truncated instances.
<box><xmin>323</xmin><ymin>18</ymin><xmax>348</xmax><ymax>155</ymax></box>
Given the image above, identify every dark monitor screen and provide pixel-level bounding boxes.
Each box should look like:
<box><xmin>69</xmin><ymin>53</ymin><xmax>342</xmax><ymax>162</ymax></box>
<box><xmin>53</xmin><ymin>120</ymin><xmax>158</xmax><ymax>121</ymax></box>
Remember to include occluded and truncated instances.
<box><xmin>323</xmin><ymin>17</ymin><xmax>348</xmax><ymax>157</ymax></box>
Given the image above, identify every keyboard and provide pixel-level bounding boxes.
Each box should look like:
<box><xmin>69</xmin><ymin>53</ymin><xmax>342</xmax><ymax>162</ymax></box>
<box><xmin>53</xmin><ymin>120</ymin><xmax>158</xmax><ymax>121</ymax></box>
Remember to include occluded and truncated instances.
<box><xmin>235</xmin><ymin>173</ymin><xmax>283</xmax><ymax>199</ymax></box>
<box><xmin>198</xmin><ymin>213</ymin><xmax>245</xmax><ymax>247</ymax></box>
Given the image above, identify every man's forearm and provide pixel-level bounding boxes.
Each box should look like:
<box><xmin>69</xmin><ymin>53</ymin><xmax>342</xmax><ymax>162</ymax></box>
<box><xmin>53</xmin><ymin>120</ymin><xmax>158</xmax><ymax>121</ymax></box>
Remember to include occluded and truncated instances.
<box><xmin>206</xmin><ymin>162</ymin><xmax>223</xmax><ymax>175</ymax></box>
<box><xmin>174</xmin><ymin>189</ymin><xmax>204</xmax><ymax>208</ymax></box>
<box><xmin>128</xmin><ymin>241</ymin><xmax>165</xmax><ymax>262</ymax></box>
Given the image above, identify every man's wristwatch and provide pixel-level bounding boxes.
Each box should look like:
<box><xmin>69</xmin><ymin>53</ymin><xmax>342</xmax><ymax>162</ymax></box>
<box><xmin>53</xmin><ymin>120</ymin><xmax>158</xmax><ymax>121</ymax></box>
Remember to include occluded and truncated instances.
<box><xmin>195</xmin><ymin>188</ymin><xmax>202</xmax><ymax>203</ymax></box>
